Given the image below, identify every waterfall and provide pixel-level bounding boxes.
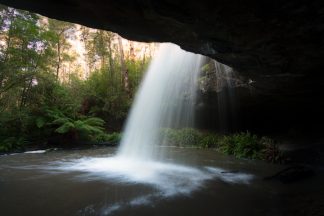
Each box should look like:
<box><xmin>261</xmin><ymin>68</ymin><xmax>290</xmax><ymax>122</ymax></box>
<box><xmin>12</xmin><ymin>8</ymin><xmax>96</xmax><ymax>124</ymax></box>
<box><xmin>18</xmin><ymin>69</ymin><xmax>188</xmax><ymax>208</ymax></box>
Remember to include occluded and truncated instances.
<box><xmin>214</xmin><ymin>60</ymin><xmax>237</xmax><ymax>132</ymax></box>
<box><xmin>117</xmin><ymin>43</ymin><xmax>204</xmax><ymax>161</ymax></box>
<box><xmin>50</xmin><ymin>44</ymin><xmax>253</xmax><ymax>204</ymax></box>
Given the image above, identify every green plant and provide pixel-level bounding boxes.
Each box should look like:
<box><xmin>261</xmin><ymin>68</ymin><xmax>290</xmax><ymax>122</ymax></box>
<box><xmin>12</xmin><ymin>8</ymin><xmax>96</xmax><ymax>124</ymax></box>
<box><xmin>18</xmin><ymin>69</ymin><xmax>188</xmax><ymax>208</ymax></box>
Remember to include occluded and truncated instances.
<box><xmin>218</xmin><ymin>132</ymin><xmax>264</xmax><ymax>160</ymax></box>
<box><xmin>218</xmin><ymin>135</ymin><xmax>236</xmax><ymax>155</ymax></box>
<box><xmin>160</xmin><ymin>128</ymin><xmax>221</xmax><ymax>148</ymax></box>
<box><xmin>233</xmin><ymin>132</ymin><xmax>263</xmax><ymax>159</ymax></box>
<box><xmin>200</xmin><ymin>134</ymin><xmax>220</xmax><ymax>148</ymax></box>
<box><xmin>51</xmin><ymin>115</ymin><xmax>105</xmax><ymax>142</ymax></box>
<box><xmin>105</xmin><ymin>132</ymin><xmax>122</xmax><ymax>143</ymax></box>
<box><xmin>0</xmin><ymin>137</ymin><xmax>28</xmax><ymax>152</ymax></box>
<box><xmin>160</xmin><ymin>128</ymin><xmax>203</xmax><ymax>147</ymax></box>
<box><xmin>159</xmin><ymin>128</ymin><xmax>282</xmax><ymax>163</ymax></box>
<box><xmin>177</xmin><ymin>128</ymin><xmax>202</xmax><ymax>146</ymax></box>
<box><xmin>95</xmin><ymin>132</ymin><xmax>122</xmax><ymax>144</ymax></box>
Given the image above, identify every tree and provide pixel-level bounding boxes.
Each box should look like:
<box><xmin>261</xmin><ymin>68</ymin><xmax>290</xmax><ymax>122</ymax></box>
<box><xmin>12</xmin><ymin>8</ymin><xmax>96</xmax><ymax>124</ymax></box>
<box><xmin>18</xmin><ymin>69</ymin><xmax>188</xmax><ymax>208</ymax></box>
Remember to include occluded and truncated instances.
<box><xmin>118</xmin><ymin>35</ymin><xmax>130</xmax><ymax>94</ymax></box>
<box><xmin>0</xmin><ymin>4</ymin><xmax>153</xmax><ymax>151</ymax></box>
<box><xmin>81</xmin><ymin>28</ymin><xmax>115</xmax><ymax>78</ymax></box>
<box><xmin>0</xmin><ymin>7</ymin><xmax>56</xmax><ymax>109</ymax></box>
<box><xmin>47</xmin><ymin>19</ymin><xmax>75</xmax><ymax>79</ymax></box>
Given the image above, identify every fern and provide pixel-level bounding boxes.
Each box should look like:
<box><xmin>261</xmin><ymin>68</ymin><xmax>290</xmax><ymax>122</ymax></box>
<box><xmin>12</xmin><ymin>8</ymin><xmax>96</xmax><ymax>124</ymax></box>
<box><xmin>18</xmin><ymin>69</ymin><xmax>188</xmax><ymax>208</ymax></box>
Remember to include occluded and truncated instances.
<box><xmin>82</xmin><ymin>117</ymin><xmax>105</xmax><ymax>127</ymax></box>
<box><xmin>55</xmin><ymin>122</ymin><xmax>75</xmax><ymax>134</ymax></box>
<box><xmin>35</xmin><ymin>117</ymin><xmax>46</xmax><ymax>128</ymax></box>
<box><xmin>50</xmin><ymin>113</ymin><xmax>106</xmax><ymax>141</ymax></box>
<box><xmin>52</xmin><ymin>117</ymin><xmax>72</xmax><ymax>125</ymax></box>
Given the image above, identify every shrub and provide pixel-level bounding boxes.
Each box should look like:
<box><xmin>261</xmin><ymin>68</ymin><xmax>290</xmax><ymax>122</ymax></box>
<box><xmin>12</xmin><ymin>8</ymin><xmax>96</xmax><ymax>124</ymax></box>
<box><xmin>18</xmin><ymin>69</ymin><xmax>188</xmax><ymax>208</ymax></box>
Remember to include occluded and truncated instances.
<box><xmin>36</xmin><ymin>108</ymin><xmax>107</xmax><ymax>143</ymax></box>
<box><xmin>160</xmin><ymin>128</ymin><xmax>221</xmax><ymax>148</ymax></box>
<box><xmin>159</xmin><ymin>128</ymin><xmax>178</xmax><ymax>146</ymax></box>
<box><xmin>105</xmin><ymin>132</ymin><xmax>122</xmax><ymax>143</ymax></box>
<box><xmin>0</xmin><ymin>137</ymin><xmax>28</xmax><ymax>152</ymax></box>
<box><xmin>200</xmin><ymin>134</ymin><xmax>220</xmax><ymax>148</ymax></box>
<box><xmin>218</xmin><ymin>135</ymin><xmax>236</xmax><ymax>155</ymax></box>
<box><xmin>160</xmin><ymin>128</ymin><xmax>203</xmax><ymax>147</ymax></box>
<box><xmin>51</xmin><ymin>116</ymin><xmax>105</xmax><ymax>142</ymax></box>
<box><xmin>219</xmin><ymin>132</ymin><xmax>263</xmax><ymax>159</ymax></box>
<box><xmin>95</xmin><ymin>132</ymin><xmax>122</xmax><ymax>144</ymax></box>
<box><xmin>232</xmin><ymin>132</ymin><xmax>263</xmax><ymax>160</ymax></box>
<box><xmin>177</xmin><ymin>128</ymin><xmax>202</xmax><ymax>146</ymax></box>
<box><xmin>159</xmin><ymin>128</ymin><xmax>282</xmax><ymax>163</ymax></box>
<box><xmin>218</xmin><ymin>132</ymin><xmax>282</xmax><ymax>161</ymax></box>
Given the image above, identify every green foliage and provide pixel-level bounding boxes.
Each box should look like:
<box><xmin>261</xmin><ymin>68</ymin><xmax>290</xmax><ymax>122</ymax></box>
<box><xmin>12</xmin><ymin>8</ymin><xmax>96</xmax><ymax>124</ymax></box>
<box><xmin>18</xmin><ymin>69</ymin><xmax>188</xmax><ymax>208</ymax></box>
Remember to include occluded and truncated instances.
<box><xmin>218</xmin><ymin>135</ymin><xmax>236</xmax><ymax>155</ymax></box>
<box><xmin>160</xmin><ymin>128</ymin><xmax>219</xmax><ymax>148</ymax></box>
<box><xmin>173</xmin><ymin>128</ymin><xmax>202</xmax><ymax>146</ymax></box>
<box><xmin>160</xmin><ymin>128</ymin><xmax>200</xmax><ymax>147</ymax></box>
<box><xmin>219</xmin><ymin>133</ymin><xmax>282</xmax><ymax>162</ymax></box>
<box><xmin>0</xmin><ymin>109</ymin><xmax>35</xmax><ymax>152</ymax></box>
<box><xmin>36</xmin><ymin>117</ymin><xmax>46</xmax><ymax>128</ymax></box>
<box><xmin>81</xmin><ymin>57</ymin><xmax>148</xmax><ymax>124</ymax></box>
<box><xmin>219</xmin><ymin>132</ymin><xmax>263</xmax><ymax>160</ymax></box>
<box><xmin>95</xmin><ymin>132</ymin><xmax>122</xmax><ymax>144</ymax></box>
<box><xmin>55</xmin><ymin>121</ymin><xmax>74</xmax><ymax>134</ymax></box>
<box><xmin>47</xmin><ymin>109</ymin><xmax>105</xmax><ymax>142</ymax></box>
<box><xmin>200</xmin><ymin>134</ymin><xmax>221</xmax><ymax>148</ymax></box>
<box><xmin>0</xmin><ymin>5</ymin><xmax>149</xmax><ymax>151</ymax></box>
<box><xmin>0</xmin><ymin>7</ymin><xmax>57</xmax><ymax>111</ymax></box>
<box><xmin>84</xmin><ymin>68</ymin><xmax>131</xmax><ymax>120</ymax></box>
<box><xmin>0</xmin><ymin>137</ymin><xmax>28</xmax><ymax>152</ymax></box>
<box><xmin>160</xmin><ymin>128</ymin><xmax>281</xmax><ymax>162</ymax></box>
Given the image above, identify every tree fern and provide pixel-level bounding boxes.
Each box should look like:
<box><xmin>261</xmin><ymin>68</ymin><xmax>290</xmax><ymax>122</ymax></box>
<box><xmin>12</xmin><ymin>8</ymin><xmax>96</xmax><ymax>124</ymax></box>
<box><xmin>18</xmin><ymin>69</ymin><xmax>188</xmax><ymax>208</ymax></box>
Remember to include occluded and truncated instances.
<box><xmin>49</xmin><ymin>113</ymin><xmax>106</xmax><ymax>141</ymax></box>
<box><xmin>52</xmin><ymin>116</ymin><xmax>72</xmax><ymax>125</ymax></box>
<box><xmin>55</xmin><ymin>122</ymin><xmax>75</xmax><ymax>134</ymax></box>
<box><xmin>82</xmin><ymin>117</ymin><xmax>105</xmax><ymax>127</ymax></box>
<box><xmin>35</xmin><ymin>116</ymin><xmax>46</xmax><ymax>128</ymax></box>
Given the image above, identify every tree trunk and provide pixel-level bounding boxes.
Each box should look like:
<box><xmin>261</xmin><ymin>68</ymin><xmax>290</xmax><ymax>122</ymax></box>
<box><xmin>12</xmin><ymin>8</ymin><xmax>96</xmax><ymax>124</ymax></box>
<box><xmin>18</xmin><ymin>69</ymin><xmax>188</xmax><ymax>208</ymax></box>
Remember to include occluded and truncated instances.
<box><xmin>56</xmin><ymin>30</ymin><xmax>65</xmax><ymax>80</ymax></box>
<box><xmin>56</xmin><ymin>40</ymin><xmax>61</xmax><ymax>79</ymax></box>
<box><xmin>107</xmin><ymin>39</ymin><xmax>114</xmax><ymax>79</ymax></box>
<box><xmin>118</xmin><ymin>36</ymin><xmax>130</xmax><ymax>94</ymax></box>
<box><xmin>20</xmin><ymin>77</ymin><xmax>33</xmax><ymax>109</ymax></box>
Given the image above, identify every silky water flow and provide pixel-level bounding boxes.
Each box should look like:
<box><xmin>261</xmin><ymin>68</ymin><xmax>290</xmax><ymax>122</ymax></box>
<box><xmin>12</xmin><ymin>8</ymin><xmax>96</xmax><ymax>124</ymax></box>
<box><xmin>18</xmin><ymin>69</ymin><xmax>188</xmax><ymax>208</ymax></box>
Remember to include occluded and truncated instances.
<box><xmin>48</xmin><ymin>44</ymin><xmax>253</xmax><ymax>213</ymax></box>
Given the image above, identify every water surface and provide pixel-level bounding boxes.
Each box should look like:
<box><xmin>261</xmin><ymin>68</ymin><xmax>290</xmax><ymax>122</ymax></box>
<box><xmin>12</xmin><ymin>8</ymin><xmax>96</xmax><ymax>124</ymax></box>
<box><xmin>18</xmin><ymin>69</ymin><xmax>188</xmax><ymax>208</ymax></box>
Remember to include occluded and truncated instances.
<box><xmin>0</xmin><ymin>147</ymin><xmax>322</xmax><ymax>216</ymax></box>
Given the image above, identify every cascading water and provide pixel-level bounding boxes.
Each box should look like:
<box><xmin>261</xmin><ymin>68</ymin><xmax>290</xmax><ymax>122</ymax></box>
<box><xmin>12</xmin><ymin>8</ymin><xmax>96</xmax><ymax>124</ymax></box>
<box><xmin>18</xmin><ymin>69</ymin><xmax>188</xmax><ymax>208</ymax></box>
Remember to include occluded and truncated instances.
<box><xmin>49</xmin><ymin>44</ymin><xmax>253</xmax><ymax>213</ymax></box>
<box><xmin>118</xmin><ymin>43</ymin><xmax>203</xmax><ymax>161</ymax></box>
<box><xmin>214</xmin><ymin>60</ymin><xmax>237</xmax><ymax>132</ymax></box>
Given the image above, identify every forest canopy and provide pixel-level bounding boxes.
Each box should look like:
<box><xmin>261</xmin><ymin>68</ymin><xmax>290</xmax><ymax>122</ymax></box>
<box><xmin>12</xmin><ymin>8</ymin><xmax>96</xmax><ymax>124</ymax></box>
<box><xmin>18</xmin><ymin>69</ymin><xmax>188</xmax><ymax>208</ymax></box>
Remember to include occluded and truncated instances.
<box><xmin>0</xmin><ymin>5</ymin><xmax>155</xmax><ymax>151</ymax></box>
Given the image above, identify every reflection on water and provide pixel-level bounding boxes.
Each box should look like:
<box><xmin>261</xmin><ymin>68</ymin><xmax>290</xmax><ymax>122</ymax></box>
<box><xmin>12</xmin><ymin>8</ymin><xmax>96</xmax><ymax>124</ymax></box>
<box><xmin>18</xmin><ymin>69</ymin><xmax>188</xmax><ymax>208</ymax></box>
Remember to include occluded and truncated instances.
<box><xmin>0</xmin><ymin>147</ymin><xmax>321</xmax><ymax>216</ymax></box>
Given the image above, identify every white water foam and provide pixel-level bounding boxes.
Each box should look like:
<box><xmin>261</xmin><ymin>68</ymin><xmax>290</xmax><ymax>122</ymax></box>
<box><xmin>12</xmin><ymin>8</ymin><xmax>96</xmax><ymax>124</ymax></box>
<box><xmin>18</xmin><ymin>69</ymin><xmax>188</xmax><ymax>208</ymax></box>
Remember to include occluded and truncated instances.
<box><xmin>24</xmin><ymin>150</ymin><xmax>47</xmax><ymax>154</ymax></box>
<box><xmin>50</xmin><ymin>157</ymin><xmax>253</xmax><ymax>197</ymax></box>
